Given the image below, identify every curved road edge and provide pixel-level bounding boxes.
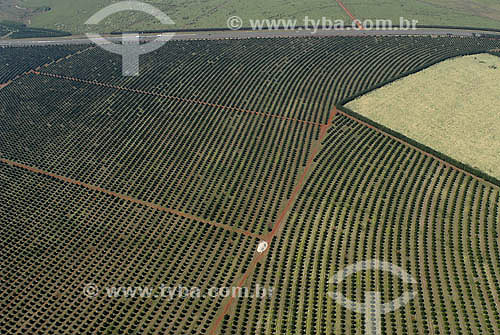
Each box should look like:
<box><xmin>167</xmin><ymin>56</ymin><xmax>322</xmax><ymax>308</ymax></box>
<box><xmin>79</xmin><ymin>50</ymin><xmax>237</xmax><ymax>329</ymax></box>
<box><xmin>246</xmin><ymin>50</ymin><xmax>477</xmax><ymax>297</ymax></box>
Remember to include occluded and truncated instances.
<box><xmin>1</xmin><ymin>27</ymin><xmax>500</xmax><ymax>47</ymax></box>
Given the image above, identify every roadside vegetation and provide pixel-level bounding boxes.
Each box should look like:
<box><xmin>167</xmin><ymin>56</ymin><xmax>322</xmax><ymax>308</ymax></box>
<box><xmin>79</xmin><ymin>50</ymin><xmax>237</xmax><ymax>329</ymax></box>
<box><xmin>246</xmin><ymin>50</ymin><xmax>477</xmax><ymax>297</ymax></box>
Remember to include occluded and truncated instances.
<box><xmin>0</xmin><ymin>21</ymin><xmax>69</xmax><ymax>39</ymax></box>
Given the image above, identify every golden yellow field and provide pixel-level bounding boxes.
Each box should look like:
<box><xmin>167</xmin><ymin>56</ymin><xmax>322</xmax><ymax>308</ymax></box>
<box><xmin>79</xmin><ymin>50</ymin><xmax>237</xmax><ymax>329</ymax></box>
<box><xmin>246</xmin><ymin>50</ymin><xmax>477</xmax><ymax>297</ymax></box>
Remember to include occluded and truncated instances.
<box><xmin>347</xmin><ymin>53</ymin><xmax>500</xmax><ymax>179</ymax></box>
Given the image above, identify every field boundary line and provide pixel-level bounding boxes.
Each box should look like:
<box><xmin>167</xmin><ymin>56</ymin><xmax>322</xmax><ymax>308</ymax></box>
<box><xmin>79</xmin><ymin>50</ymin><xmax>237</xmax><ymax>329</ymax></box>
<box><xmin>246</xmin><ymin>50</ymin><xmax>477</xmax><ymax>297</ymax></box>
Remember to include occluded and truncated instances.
<box><xmin>335</xmin><ymin>0</ymin><xmax>364</xmax><ymax>30</ymax></box>
<box><xmin>36</xmin><ymin>45</ymin><xmax>97</xmax><ymax>71</ymax></box>
<box><xmin>32</xmin><ymin>71</ymin><xmax>323</xmax><ymax>127</ymax></box>
<box><xmin>266</xmin><ymin>107</ymin><xmax>337</xmax><ymax>240</ymax></box>
<box><xmin>208</xmin><ymin>107</ymin><xmax>338</xmax><ymax>335</ymax></box>
<box><xmin>0</xmin><ymin>82</ymin><xmax>11</xmax><ymax>90</ymax></box>
<box><xmin>0</xmin><ymin>45</ymin><xmax>95</xmax><ymax>90</ymax></box>
<box><xmin>0</xmin><ymin>158</ymin><xmax>262</xmax><ymax>240</ymax></box>
<box><xmin>335</xmin><ymin>109</ymin><xmax>500</xmax><ymax>189</ymax></box>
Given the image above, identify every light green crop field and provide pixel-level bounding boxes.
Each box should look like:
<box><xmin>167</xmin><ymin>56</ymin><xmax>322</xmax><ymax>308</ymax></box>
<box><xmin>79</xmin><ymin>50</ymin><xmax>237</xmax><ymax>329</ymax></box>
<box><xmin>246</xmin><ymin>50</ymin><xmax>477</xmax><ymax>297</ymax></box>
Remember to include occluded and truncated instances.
<box><xmin>347</xmin><ymin>53</ymin><xmax>500</xmax><ymax>180</ymax></box>
<box><xmin>11</xmin><ymin>0</ymin><xmax>500</xmax><ymax>34</ymax></box>
<box><xmin>19</xmin><ymin>0</ymin><xmax>349</xmax><ymax>33</ymax></box>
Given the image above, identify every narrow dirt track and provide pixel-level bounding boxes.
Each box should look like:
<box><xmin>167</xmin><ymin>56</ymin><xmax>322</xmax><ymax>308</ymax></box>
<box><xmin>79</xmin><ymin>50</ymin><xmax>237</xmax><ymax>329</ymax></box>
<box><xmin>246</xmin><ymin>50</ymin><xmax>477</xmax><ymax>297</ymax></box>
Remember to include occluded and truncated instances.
<box><xmin>0</xmin><ymin>46</ymin><xmax>95</xmax><ymax>90</ymax></box>
<box><xmin>335</xmin><ymin>0</ymin><xmax>364</xmax><ymax>30</ymax></box>
<box><xmin>0</xmin><ymin>158</ymin><xmax>262</xmax><ymax>240</ymax></box>
<box><xmin>32</xmin><ymin>71</ymin><xmax>323</xmax><ymax>127</ymax></box>
<box><xmin>208</xmin><ymin>107</ymin><xmax>338</xmax><ymax>335</ymax></box>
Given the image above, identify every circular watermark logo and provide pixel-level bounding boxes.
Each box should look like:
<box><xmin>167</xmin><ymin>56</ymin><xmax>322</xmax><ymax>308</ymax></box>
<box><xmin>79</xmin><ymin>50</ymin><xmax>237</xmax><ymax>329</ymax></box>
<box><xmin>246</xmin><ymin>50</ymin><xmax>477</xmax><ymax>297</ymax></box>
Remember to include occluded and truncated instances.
<box><xmin>83</xmin><ymin>283</ymin><xmax>99</xmax><ymax>298</ymax></box>
<box><xmin>227</xmin><ymin>16</ymin><xmax>243</xmax><ymax>30</ymax></box>
<box><xmin>328</xmin><ymin>259</ymin><xmax>417</xmax><ymax>335</ymax></box>
<box><xmin>85</xmin><ymin>1</ymin><xmax>175</xmax><ymax>76</ymax></box>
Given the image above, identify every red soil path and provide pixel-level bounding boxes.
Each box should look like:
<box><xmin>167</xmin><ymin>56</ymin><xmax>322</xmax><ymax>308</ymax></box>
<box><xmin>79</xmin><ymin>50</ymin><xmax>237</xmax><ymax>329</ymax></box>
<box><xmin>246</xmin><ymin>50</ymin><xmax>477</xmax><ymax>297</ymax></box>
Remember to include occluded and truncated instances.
<box><xmin>32</xmin><ymin>71</ymin><xmax>323</xmax><ymax>127</ymax></box>
<box><xmin>0</xmin><ymin>46</ymin><xmax>95</xmax><ymax>91</ymax></box>
<box><xmin>266</xmin><ymin>107</ymin><xmax>337</xmax><ymax>241</ymax></box>
<box><xmin>0</xmin><ymin>70</ymin><xmax>36</xmax><ymax>90</ymax></box>
<box><xmin>0</xmin><ymin>158</ymin><xmax>262</xmax><ymax>240</ymax></box>
<box><xmin>335</xmin><ymin>0</ymin><xmax>364</xmax><ymax>30</ymax></box>
<box><xmin>208</xmin><ymin>108</ymin><xmax>338</xmax><ymax>335</ymax></box>
<box><xmin>209</xmin><ymin>104</ymin><xmax>500</xmax><ymax>333</ymax></box>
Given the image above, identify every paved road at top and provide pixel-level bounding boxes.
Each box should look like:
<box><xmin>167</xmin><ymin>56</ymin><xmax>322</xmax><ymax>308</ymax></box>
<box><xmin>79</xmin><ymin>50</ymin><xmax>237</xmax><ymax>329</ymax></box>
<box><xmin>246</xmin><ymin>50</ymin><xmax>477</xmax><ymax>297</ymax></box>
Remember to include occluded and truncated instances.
<box><xmin>1</xmin><ymin>28</ymin><xmax>499</xmax><ymax>47</ymax></box>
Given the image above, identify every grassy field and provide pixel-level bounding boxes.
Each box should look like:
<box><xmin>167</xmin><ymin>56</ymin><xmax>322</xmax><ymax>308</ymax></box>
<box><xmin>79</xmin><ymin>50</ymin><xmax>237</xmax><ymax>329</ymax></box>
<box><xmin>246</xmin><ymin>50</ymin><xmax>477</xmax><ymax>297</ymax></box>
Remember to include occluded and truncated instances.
<box><xmin>347</xmin><ymin>53</ymin><xmax>500</xmax><ymax>180</ymax></box>
<box><xmin>0</xmin><ymin>0</ymin><xmax>41</xmax><ymax>23</ymax></box>
<box><xmin>346</xmin><ymin>0</ymin><xmax>500</xmax><ymax>29</ymax></box>
<box><xmin>4</xmin><ymin>0</ymin><xmax>498</xmax><ymax>34</ymax></box>
<box><xmin>19</xmin><ymin>0</ymin><xmax>349</xmax><ymax>34</ymax></box>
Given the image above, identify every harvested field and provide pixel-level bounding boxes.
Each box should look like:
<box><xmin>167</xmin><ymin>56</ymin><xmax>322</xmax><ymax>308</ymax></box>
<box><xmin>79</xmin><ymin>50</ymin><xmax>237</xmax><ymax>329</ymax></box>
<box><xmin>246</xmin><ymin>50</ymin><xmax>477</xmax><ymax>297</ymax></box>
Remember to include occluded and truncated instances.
<box><xmin>347</xmin><ymin>53</ymin><xmax>500</xmax><ymax>180</ymax></box>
